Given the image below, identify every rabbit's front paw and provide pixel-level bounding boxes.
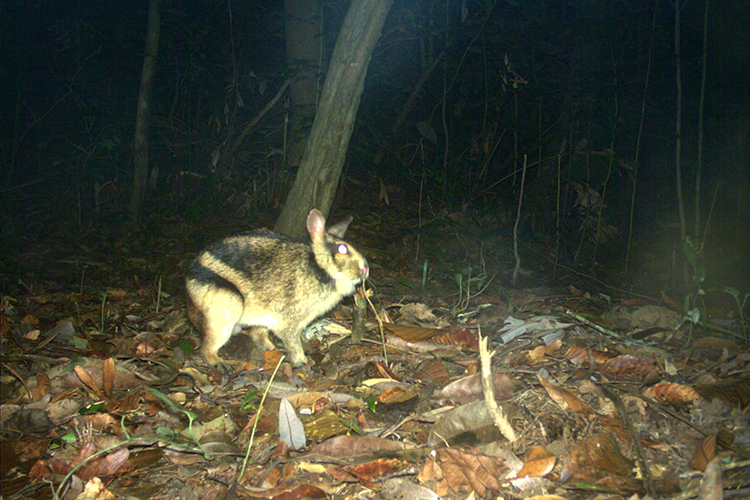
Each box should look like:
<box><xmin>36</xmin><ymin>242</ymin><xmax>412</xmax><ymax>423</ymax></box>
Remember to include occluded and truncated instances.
<box><xmin>283</xmin><ymin>337</ymin><xmax>308</xmax><ymax>367</ymax></box>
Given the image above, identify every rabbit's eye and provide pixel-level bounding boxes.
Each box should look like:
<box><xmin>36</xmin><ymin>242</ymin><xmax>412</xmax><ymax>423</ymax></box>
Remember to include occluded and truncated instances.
<box><xmin>337</xmin><ymin>244</ymin><xmax>349</xmax><ymax>255</ymax></box>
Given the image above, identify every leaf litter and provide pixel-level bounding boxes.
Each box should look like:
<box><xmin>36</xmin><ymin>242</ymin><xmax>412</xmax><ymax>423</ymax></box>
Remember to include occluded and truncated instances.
<box><xmin>1</xmin><ymin>217</ymin><xmax>749</xmax><ymax>500</ymax></box>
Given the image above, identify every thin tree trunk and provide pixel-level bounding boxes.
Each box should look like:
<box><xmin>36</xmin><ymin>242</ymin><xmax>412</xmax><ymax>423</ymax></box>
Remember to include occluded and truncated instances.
<box><xmin>275</xmin><ymin>0</ymin><xmax>394</xmax><ymax>238</ymax></box>
<box><xmin>129</xmin><ymin>0</ymin><xmax>161</xmax><ymax>222</ymax></box>
<box><xmin>285</xmin><ymin>0</ymin><xmax>324</xmax><ymax>168</ymax></box>
<box><xmin>674</xmin><ymin>0</ymin><xmax>686</xmax><ymax>241</ymax></box>
<box><xmin>626</xmin><ymin>0</ymin><xmax>658</xmax><ymax>271</ymax></box>
<box><xmin>694</xmin><ymin>0</ymin><xmax>709</xmax><ymax>238</ymax></box>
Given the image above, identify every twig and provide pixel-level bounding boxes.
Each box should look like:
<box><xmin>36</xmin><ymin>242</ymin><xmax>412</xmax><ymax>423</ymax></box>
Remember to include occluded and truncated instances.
<box><xmin>511</xmin><ymin>155</ymin><xmax>528</xmax><ymax>286</ymax></box>
<box><xmin>222</xmin><ymin>78</ymin><xmax>292</xmax><ymax>168</ymax></box>
<box><xmin>238</xmin><ymin>355</ymin><xmax>287</xmax><ymax>482</ymax></box>
<box><xmin>565</xmin><ymin>310</ymin><xmax>621</xmax><ymax>339</ymax></box>
<box><xmin>598</xmin><ymin>382</ymin><xmax>655</xmax><ymax>497</ymax></box>
<box><xmin>363</xmin><ymin>284</ymin><xmax>387</xmax><ymax>365</ymax></box>
<box><xmin>478</xmin><ymin>328</ymin><xmax>516</xmax><ymax>443</ymax></box>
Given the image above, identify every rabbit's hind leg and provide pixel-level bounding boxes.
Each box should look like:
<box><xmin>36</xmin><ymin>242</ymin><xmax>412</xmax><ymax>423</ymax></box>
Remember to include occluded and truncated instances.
<box><xmin>191</xmin><ymin>286</ymin><xmax>244</xmax><ymax>367</ymax></box>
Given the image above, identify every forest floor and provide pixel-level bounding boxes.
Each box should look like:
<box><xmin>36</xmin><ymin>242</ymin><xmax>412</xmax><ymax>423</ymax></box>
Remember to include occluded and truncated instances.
<box><xmin>1</xmin><ymin>204</ymin><xmax>748</xmax><ymax>500</ymax></box>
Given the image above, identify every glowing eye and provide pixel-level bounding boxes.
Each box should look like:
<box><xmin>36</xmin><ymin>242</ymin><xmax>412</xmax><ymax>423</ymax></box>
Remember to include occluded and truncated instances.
<box><xmin>337</xmin><ymin>244</ymin><xmax>348</xmax><ymax>255</ymax></box>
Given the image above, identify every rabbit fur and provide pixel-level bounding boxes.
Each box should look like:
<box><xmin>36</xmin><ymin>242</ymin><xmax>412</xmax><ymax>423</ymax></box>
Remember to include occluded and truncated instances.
<box><xmin>186</xmin><ymin>209</ymin><xmax>369</xmax><ymax>367</ymax></box>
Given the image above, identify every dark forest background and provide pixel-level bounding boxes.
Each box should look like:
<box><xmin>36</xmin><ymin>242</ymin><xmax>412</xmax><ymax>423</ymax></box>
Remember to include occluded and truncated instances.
<box><xmin>2</xmin><ymin>0</ymin><xmax>749</xmax><ymax>297</ymax></box>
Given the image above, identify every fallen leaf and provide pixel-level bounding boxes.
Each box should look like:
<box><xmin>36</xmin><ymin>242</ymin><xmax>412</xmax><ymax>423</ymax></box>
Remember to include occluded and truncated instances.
<box><xmin>599</xmin><ymin>354</ymin><xmax>662</xmax><ymax>382</ymax></box>
<box><xmin>378</xmin><ymin>386</ymin><xmax>419</xmax><ymax>405</ymax></box>
<box><xmin>432</xmin><ymin>372</ymin><xmax>516</xmax><ymax>404</ymax></box>
<box><xmin>279</xmin><ymin>397</ymin><xmax>306</xmax><ymax>450</ymax></box>
<box><xmin>515</xmin><ymin>446</ymin><xmax>556</xmax><ymax>478</ymax></box>
<box><xmin>72</xmin><ymin>476</ymin><xmax>116</xmax><ymax>500</ymax></box>
<box><xmin>560</xmin><ymin>433</ymin><xmax>632</xmax><ymax>483</ymax></box>
<box><xmin>688</xmin><ymin>434</ymin><xmax>716</xmax><ymax>472</ymax></box>
<box><xmin>338</xmin><ymin>457</ymin><xmax>410</xmax><ymax>483</ymax></box>
<box><xmin>537</xmin><ymin>374</ymin><xmax>594</xmax><ymax>414</ymax></box>
<box><xmin>644</xmin><ymin>382</ymin><xmax>699</xmax><ymax>405</ymax></box>
<box><xmin>527</xmin><ymin>339</ymin><xmax>563</xmax><ymax>364</ymax></box>
<box><xmin>381</xmin><ymin>477</ymin><xmax>440</xmax><ymax>500</ymax></box>
<box><xmin>418</xmin><ymin>447</ymin><xmax>508</xmax><ymax>497</ymax></box>
<box><xmin>383</xmin><ymin>322</ymin><xmax>445</xmax><ymax>341</ymax></box>
<box><xmin>309</xmin><ymin>435</ymin><xmax>404</xmax><ymax>458</ymax></box>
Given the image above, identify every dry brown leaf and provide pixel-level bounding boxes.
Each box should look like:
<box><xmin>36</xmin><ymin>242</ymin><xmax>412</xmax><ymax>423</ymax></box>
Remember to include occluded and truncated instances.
<box><xmin>340</xmin><ymin>458</ymin><xmax>410</xmax><ymax>482</ymax></box>
<box><xmin>431</xmin><ymin>328</ymin><xmax>479</xmax><ymax>350</ymax></box>
<box><xmin>366</xmin><ymin>361</ymin><xmax>400</xmax><ymax>380</ymax></box>
<box><xmin>127</xmin><ymin>449</ymin><xmax>164</xmax><ymax>472</ymax></box>
<box><xmin>695</xmin><ymin>378</ymin><xmax>750</xmax><ymax>408</ymax></box>
<box><xmin>689</xmin><ymin>336</ymin><xmax>739</xmax><ymax>351</ymax></box>
<box><xmin>660</xmin><ymin>291</ymin><xmax>683</xmax><ymax>313</ymax></box>
<box><xmin>599</xmin><ymin>354</ymin><xmax>662</xmax><ymax>382</ymax></box>
<box><xmin>262</xmin><ymin>349</ymin><xmax>285</xmax><ymax>370</ymax></box>
<box><xmin>596</xmin><ymin>475</ymin><xmax>645</xmax><ymax>495</ymax></box>
<box><xmin>102</xmin><ymin>358</ymin><xmax>115</xmax><ymax>398</ymax></box>
<box><xmin>528</xmin><ymin>339</ymin><xmax>563</xmax><ymax>364</ymax></box>
<box><xmin>327</xmin><ymin>465</ymin><xmax>359</xmax><ymax>482</ymax></box>
<box><xmin>74</xmin><ymin>366</ymin><xmax>104</xmax><ymax>399</ymax></box>
<box><xmin>273</xmin><ymin>484</ymin><xmax>328</xmax><ymax>499</ymax></box>
<box><xmin>134</xmin><ymin>340</ymin><xmax>158</xmax><ymax>356</ymax></box>
<box><xmin>568</xmin><ymin>285</ymin><xmax>586</xmax><ymax>297</ymax></box>
<box><xmin>598</xmin><ymin>413</ymin><xmax>632</xmax><ymax>444</ymax></box>
<box><xmin>560</xmin><ymin>433</ymin><xmax>632</xmax><ymax>483</ymax></box>
<box><xmin>413</xmin><ymin>359</ymin><xmax>451</xmax><ymax>385</ymax></box>
<box><xmin>67</xmin><ymin>363</ymin><xmax>140</xmax><ymax>392</ymax></box>
<box><xmin>386</xmin><ymin>333</ymin><xmax>463</xmax><ymax>357</ymax></box>
<box><xmin>688</xmin><ymin>434</ymin><xmax>716</xmax><ymax>472</ymax></box>
<box><xmin>21</xmin><ymin>314</ymin><xmax>41</xmax><ymax>327</ymax></box>
<box><xmin>418</xmin><ymin>447</ymin><xmax>507</xmax><ymax>498</ymax></box>
<box><xmin>286</xmin><ymin>391</ymin><xmax>330</xmax><ymax>413</ymax></box>
<box><xmin>378</xmin><ymin>386</ymin><xmax>419</xmax><ymax>405</ymax></box>
<box><xmin>309</xmin><ymin>435</ymin><xmax>404</xmax><ymax>458</ymax></box>
<box><xmin>383</xmin><ymin>322</ymin><xmax>444</xmax><ymax>341</ymax></box>
<box><xmin>0</xmin><ymin>309</ymin><xmax>10</xmax><ymax>337</ymax></box>
<box><xmin>74</xmin><ymin>477</ymin><xmax>116</xmax><ymax>500</ymax></box>
<box><xmin>515</xmin><ymin>446</ymin><xmax>556</xmax><ymax>478</ymax></box>
<box><xmin>112</xmin><ymin>391</ymin><xmax>143</xmax><ymax>413</ymax></box>
<box><xmin>564</xmin><ymin>344</ymin><xmax>617</xmax><ymax>365</ymax></box>
<box><xmin>105</xmin><ymin>287</ymin><xmax>128</xmax><ymax>300</ymax></box>
<box><xmin>11</xmin><ymin>439</ymin><xmax>50</xmax><ymax>464</ymax></box>
<box><xmin>25</xmin><ymin>329</ymin><xmax>41</xmax><ymax>340</ymax></box>
<box><xmin>538</xmin><ymin>375</ymin><xmax>594</xmax><ymax>414</ymax></box>
<box><xmin>33</xmin><ymin>370</ymin><xmax>51</xmax><ymax>401</ymax></box>
<box><xmin>77</xmin><ymin>448</ymin><xmax>130</xmax><ymax>480</ymax></box>
<box><xmin>432</xmin><ymin>372</ymin><xmax>516</xmax><ymax>404</ymax></box>
<box><xmin>82</xmin><ymin>413</ymin><xmax>122</xmax><ymax>435</ymax></box>
<box><xmin>28</xmin><ymin>294</ymin><xmax>54</xmax><ymax>305</ymax></box>
<box><xmin>644</xmin><ymin>382</ymin><xmax>699</xmax><ymax>405</ymax></box>
<box><xmin>29</xmin><ymin>441</ymin><xmax>97</xmax><ymax>481</ymax></box>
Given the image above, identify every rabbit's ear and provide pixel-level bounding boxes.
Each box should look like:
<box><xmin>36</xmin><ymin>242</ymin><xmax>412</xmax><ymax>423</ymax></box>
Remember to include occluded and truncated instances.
<box><xmin>327</xmin><ymin>216</ymin><xmax>353</xmax><ymax>238</ymax></box>
<box><xmin>307</xmin><ymin>209</ymin><xmax>327</xmax><ymax>239</ymax></box>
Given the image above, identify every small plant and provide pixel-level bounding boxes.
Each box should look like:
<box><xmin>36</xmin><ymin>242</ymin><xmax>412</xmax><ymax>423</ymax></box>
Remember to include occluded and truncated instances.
<box><xmin>453</xmin><ymin>267</ymin><xmax>494</xmax><ymax>314</ymax></box>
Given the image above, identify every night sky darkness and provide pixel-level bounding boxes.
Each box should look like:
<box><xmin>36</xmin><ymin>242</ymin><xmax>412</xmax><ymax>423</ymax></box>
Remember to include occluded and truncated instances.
<box><xmin>1</xmin><ymin>0</ymin><xmax>749</xmax><ymax>293</ymax></box>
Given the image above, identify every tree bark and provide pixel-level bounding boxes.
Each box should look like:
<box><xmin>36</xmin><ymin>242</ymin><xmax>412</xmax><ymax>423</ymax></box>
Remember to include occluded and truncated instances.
<box><xmin>284</xmin><ymin>0</ymin><xmax>323</xmax><ymax>168</ymax></box>
<box><xmin>275</xmin><ymin>0</ymin><xmax>394</xmax><ymax>238</ymax></box>
<box><xmin>674</xmin><ymin>0</ymin><xmax>686</xmax><ymax>242</ymax></box>
<box><xmin>129</xmin><ymin>0</ymin><xmax>161</xmax><ymax>222</ymax></box>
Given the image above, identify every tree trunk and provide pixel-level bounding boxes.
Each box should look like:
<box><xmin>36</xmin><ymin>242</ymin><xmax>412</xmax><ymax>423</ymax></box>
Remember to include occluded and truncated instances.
<box><xmin>128</xmin><ymin>0</ymin><xmax>161</xmax><ymax>222</ymax></box>
<box><xmin>674</xmin><ymin>0</ymin><xmax>686</xmax><ymax>242</ymax></box>
<box><xmin>284</xmin><ymin>0</ymin><xmax>323</xmax><ymax>168</ymax></box>
<box><xmin>274</xmin><ymin>0</ymin><xmax>394</xmax><ymax>238</ymax></box>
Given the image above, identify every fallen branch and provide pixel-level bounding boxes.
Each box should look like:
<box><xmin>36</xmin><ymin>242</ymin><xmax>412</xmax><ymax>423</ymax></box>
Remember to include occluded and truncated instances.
<box><xmin>478</xmin><ymin>328</ymin><xmax>516</xmax><ymax>443</ymax></box>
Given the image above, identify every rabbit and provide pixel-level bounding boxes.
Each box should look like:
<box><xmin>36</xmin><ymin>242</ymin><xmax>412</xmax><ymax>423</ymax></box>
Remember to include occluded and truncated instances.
<box><xmin>186</xmin><ymin>208</ymin><xmax>369</xmax><ymax>367</ymax></box>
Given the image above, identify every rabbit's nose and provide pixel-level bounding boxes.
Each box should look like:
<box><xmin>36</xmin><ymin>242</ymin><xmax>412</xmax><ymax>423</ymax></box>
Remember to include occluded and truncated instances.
<box><xmin>361</xmin><ymin>264</ymin><xmax>369</xmax><ymax>280</ymax></box>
